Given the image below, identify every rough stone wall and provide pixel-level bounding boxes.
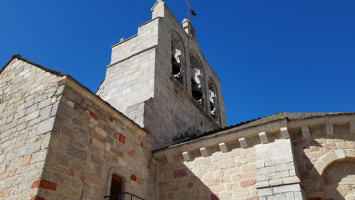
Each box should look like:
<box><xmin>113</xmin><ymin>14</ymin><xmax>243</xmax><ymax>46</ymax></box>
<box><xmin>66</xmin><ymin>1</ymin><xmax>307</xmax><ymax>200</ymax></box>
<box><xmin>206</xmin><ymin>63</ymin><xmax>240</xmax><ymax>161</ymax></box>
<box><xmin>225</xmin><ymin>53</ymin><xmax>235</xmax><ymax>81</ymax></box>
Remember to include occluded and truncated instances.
<box><xmin>155</xmin><ymin>140</ymin><xmax>259</xmax><ymax>200</ymax></box>
<box><xmin>0</xmin><ymin>58</ymin><xmax>62</xmax><ymax>200</ymax></box>
<box><xmin>38</xmin><ymin>85</ymin><xmax>156</xmax><ymax>200</ymax></box>
<box><xmin>291</xmin><ymin>123</ymin><xmax>355</xmax><ymax>199</ymax></box>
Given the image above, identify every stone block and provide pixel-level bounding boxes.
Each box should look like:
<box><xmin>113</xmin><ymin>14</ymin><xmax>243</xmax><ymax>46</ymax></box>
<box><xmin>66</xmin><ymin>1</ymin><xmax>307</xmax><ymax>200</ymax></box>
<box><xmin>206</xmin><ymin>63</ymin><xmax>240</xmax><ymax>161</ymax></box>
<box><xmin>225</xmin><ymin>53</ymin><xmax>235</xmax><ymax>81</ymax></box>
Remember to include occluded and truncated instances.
<box><xmin>259</xmin><ymin>166</ymin><xmax>276</xmax><ymax>175</ymax></box>
<box><xmin>256</xmin><ymin>159</ymin><xmax>265</xmax><ymax>169</ymax></box>
<box><xmin>219</xmin><ymin>142</ymin><xmax>228</xmax><ymax>153</ymax></box>
<box><xmin>259</xmin><ymin>132</ymin><xmax>268</xmax><ymax>144</ymax></box>
<box><xmin>182</xmin><ymin>151</ymin><xmax>191</xmax><ymax>161</ymax></box>
<box><xmin>285</xmin><ymin>192</ymin><xmax>295</xmax><ymax>200</ymax></box>
<box><xmin>26</xmin><ymin>111</ymin><xmax>40</xmax><ymax>121</ymax></box>
<box><xmin>257</xmin><ymin>174</ymin><xmax>266</xmax><ymax>182</ymax></box>
<box><xmin>283</xmin><ymin>176</ymin><xmax>300</xmax><ymax>184</ymax></box>
<box><xmin>280</xmin><ymin>127</ymin><xmax>290</xmax><ymax>139</ymax></box>
<box><xmin>239</xmin><ymin>137</ymin><xmax>248</xmax><ymax>148</ymax></box>
<box><xmin>31</xmin><ymin>179</ymin><xmax>57</xmax><ymax>191</ymax></box>
<box><xmin>258</xmin><ymin>188</ymin><xmax>273</xmax><ymax>196</ymax></box>
<box><xmin>173</xmin><ymin>169</ymin><xmax>187</xmax><ymax>178</ymax></box>
<box><xmin>200</xmin><ymin>147</ymin><xmax>209</xmax><ymax>157</ymax></box>
<box><xmin>293</xmin><ymin>192</ymin><xmax>303</xmax><ymax>200</ymax></box>
<box><xmin>269</xmin><ymin>178</ymin><xmax>283</xmax><ymax>186</ymax></box>
<box><xmin>301</xmin><ymin>126</ymin><xmax>311</xmax><ymax>138</ymax></box>
<box><xmin>256</xmin><ymin>181</ymin><xmax>269</xmax><ymax>188</ymax></box>
<box><xmin>276</xmin><ymin>163</ymin><xmax>288</xmax><ymax>172</ymax></box>
<box><xmin>267</xmin><ymin>170</ymin><xmax>290</xmax><ymax>180</ymax></box>
<box><xmin>17</xmin><ymin>142</ymin><xmax>41</xmax><ymax>157</ymax></box>
<box><xmin>240</xmin><ymin>178</ymin><xmax>256</xmax><ymax>188</ymax></box>
<box><xmin>67</xmin><ymin>145</ymin><xmax>86</xmax><ymax>161</ymax></box>
<box><xmin>21</xmin><ymin>154</ymin><xmax>32</xmax><ymax>167</ymax></box>
<box><xmin>273</xmin><ymin>184</ymin><xmax>301</xmax><ymax>194</ymax></box>
<box><xmin>335</xmin><ymin>149</ymin><xmax>345</xmax><ymax>159</ymax></box>
<box><xmin>350</xmin><ymin>122</ymin><xmax>355</xmax><ymax>134</ymax></box>
<box><xmin>36</xmin><ymin>117</ymin><xmax>55</xmax><ymax>135</ymax></box>
<box><xmin>0</xmin><ymin>164</ymin><xmax>6</xmax><ymax>173</ymax></box>
<box><xmin>287</xmin><ymin>162</ymin><xmax>296</xmax><ymax>171</ymax></box>
<box><xmin>289</xmin><ymin>169</ymin><xmax>296</xmax><ymax>176</ymax></box>
<box><xmin>324</xmin><ymin>123</ymin><xmax>333</xmax><ymax>135</ymax></box>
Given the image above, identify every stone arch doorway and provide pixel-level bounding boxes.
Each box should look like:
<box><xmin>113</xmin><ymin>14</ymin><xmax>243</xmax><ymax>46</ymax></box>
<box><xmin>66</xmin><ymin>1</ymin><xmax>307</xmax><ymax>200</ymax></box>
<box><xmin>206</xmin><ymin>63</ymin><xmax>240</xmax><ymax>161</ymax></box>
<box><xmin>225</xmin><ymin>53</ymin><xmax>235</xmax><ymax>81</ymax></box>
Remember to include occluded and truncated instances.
<box><xmin>321</xmin><ymin>159</ymin><xmax>355</xmax><ymax>199</ymax></box>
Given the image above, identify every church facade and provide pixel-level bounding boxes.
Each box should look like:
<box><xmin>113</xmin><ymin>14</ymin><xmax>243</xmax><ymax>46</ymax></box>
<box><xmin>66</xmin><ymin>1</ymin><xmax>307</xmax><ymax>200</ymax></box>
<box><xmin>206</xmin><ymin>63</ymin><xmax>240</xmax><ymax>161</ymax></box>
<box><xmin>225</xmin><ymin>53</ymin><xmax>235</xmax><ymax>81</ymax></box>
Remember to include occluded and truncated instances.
<box><xmin>0</xmin><ymin>1</ymin><xmax>354</xmax><ymax>200</ymax></box>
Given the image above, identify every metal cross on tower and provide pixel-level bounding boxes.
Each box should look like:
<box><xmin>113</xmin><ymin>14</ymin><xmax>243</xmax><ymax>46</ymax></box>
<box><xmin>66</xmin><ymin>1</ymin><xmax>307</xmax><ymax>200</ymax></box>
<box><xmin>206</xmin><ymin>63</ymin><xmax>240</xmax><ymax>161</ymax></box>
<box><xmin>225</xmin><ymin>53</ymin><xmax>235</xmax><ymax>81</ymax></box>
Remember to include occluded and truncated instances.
<box><xmin>186</xmin><ymin>0</ymin><xmax>197</xmax><ymax>20</ymax></box>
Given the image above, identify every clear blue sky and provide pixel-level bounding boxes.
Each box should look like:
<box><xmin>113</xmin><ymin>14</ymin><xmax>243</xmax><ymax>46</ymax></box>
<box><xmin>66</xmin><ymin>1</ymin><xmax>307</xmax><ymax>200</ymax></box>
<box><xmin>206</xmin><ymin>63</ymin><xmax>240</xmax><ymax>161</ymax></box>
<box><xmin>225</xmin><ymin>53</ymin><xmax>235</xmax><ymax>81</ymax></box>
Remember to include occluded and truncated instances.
<box><xmin>1</xmin><ymin>0</ymin><xmax>354</xmax><ymax>126</ymax></box>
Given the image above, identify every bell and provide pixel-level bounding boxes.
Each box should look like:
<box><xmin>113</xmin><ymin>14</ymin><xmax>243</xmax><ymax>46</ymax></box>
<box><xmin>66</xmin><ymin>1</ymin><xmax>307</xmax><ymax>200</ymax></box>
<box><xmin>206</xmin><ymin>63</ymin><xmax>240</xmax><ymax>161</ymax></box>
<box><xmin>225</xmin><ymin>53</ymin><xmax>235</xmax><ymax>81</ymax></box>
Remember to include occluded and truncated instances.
<box><xmin>172</xmin><ymin>63</ymin><xmax>180</xmax><ymax>76</ymax></box>
<box><xmin>172</xmin><ymin>57</ymin><xmax>181</xmax><ymax>76</ymax></box>
<box><xmin>191</xmin><ymin>81</ymin><xmax>203</xmax><ymax>100</ymax></box>
<box><xmin>210</xmin><ymin>103</ymin><xmax>215</xmax><ymax>113</ymax></box>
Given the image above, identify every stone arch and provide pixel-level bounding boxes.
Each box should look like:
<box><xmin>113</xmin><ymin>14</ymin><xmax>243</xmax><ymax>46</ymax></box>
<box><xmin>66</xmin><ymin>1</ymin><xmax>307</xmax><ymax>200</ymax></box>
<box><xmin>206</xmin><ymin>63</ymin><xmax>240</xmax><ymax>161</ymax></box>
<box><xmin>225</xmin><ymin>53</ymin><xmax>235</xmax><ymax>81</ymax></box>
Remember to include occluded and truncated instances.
<box><xmin>104</xmin><ymin>166</ymin><xmax>131</xmax><ymax>198</ymax></box>
<box><xmin>321</xmin><ymin>159</ymin><xmax>355</xmax><ymax>199</ymax></box>
<box><xmin>171</xmin><ymin>31</ymin><xmax>186</xmax><ymax>86</ymax></box>
<box><xmin>307</xmin><ymin>149</ymin><xmax>355</xmax><ymax>198</ymax></box>
<box><xmin>208</xmin><ymin>78</ymin><xmax>220</xmax><ymax>124</ymax></box>
<box><xmin>189</xmin><ymin>50</ymin><xmax>205</xmax><ymax>108</ymax></box>
<box><xmin>312</xmin><ymin>149</ymin><xmax>355</xmax><ymax>175</ymax></box>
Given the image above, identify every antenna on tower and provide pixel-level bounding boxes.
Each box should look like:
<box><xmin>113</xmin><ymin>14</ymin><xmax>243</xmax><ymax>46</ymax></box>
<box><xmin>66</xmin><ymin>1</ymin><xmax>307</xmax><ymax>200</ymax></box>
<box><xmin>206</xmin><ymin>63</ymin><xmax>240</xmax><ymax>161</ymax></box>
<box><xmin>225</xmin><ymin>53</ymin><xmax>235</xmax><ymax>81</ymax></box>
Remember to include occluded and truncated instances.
<box><xmin>186</xmin><ymin>0</ymin><xmax>197</xmax><ymax>20</ymax></box>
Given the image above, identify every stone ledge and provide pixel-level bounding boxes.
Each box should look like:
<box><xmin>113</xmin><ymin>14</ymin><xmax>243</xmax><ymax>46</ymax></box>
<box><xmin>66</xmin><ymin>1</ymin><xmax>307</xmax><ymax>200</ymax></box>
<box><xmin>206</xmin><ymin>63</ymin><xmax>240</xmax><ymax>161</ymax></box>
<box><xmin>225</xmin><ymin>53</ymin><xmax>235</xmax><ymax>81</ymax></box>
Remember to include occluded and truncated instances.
<box><xmin>153</xmin><ymin>117</ymin><xmax>355</xmax><ymax>163</ymax></box>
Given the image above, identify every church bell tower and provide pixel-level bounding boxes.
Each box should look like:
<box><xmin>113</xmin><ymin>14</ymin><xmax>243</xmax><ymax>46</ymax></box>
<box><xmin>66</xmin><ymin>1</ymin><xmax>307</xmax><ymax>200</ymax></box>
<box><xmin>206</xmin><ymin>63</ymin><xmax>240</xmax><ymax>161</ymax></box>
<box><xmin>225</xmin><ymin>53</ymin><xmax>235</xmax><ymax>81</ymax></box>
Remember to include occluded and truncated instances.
<box><xmin>97</xmin><ymin>0</ymin><xmax>227</xmax><ymax>147</ymax></box>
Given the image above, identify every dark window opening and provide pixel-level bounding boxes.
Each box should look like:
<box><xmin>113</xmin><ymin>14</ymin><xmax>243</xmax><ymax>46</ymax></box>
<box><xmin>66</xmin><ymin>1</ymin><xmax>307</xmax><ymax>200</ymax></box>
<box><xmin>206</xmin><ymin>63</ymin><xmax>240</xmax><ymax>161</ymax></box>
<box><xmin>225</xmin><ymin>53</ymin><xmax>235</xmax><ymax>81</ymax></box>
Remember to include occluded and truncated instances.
<box><xmin>190</xmin><ymin>51</ymin><xmax>205</xmax><ymax>108</ymax></box>
<box><xmin>110</xmin><ymin>174</ymin><xmax>123</xmax><ymax>198</ymax></box>
<box><xmin>171</xmin><ymin>33</ymin><xmax>185</xmax><ymax>86</ymax></box>
<box><xmin>208</xmin><ymin>80</ymin><xmax>220</xmax><ymax>125</ymax></box>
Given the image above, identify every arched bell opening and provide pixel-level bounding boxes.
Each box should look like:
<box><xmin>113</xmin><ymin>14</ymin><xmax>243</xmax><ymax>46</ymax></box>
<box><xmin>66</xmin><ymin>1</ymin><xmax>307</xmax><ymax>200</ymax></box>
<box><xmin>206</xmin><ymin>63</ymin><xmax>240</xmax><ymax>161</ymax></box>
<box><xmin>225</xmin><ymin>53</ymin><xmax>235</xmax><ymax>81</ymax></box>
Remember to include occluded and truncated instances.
<box><xmin>189</xmin><ymin>51</ymin><xmax>205</xmax><ymax>108</ymax></box>
<box><xmin>171</xmin><ymin>32</ymin><xmax>185</xmax><ymax>86</ymax></box>
<box><xmin>208</xmin><ymin>79</ymin><xmax>220</xmax><ymax>124</ymax></box>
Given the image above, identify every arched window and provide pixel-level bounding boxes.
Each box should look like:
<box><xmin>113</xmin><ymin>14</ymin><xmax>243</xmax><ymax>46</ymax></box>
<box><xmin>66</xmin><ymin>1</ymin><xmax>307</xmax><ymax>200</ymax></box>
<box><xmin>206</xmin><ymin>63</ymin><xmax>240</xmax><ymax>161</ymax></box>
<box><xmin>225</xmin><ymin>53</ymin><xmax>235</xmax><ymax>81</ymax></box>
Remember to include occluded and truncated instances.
<box><xmin>190</xmin><ymin>51</ymin><xmax>205</xmax><ymax>108</ymax></box>
<box><xmin>208</xmin><ymin>79</ymin><xmax>220</xmax><ymax>124</ymax></box>
<box><xmin>109</xmin><ymin>174</ymin><xmax>123</xmax><ymax>199</ymax></box>
<box><xmin>171</xmin><ymin>32</ymin><xmax>185</xmax><ymax>86</ymax></box>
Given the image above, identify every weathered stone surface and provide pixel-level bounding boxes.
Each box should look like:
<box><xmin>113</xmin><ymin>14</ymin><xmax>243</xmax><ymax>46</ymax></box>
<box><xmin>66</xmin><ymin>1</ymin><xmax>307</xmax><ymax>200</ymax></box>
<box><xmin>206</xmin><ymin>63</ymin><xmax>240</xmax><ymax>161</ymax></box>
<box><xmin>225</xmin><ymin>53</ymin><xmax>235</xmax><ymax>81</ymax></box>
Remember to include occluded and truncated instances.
<box><xmin>96</xmin><ymin>0</ymin><xmax>227</xmax><ymax>148</ymax></box>
<box><xmin>0</xmin><ymin>58</ymin><xmax>61</xmax><ymax>200</ymax></box>
<box><xmin>1</xmin><ymin>2</ymin><xmax>355</xmax><ymax>200</ymax></box>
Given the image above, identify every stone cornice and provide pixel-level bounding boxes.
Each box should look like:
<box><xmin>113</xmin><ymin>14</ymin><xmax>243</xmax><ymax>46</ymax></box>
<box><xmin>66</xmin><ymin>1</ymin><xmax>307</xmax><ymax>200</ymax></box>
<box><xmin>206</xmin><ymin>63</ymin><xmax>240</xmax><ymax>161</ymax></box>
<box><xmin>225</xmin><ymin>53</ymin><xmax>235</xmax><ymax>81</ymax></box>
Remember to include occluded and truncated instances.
<box><xmin>153</xmin><ymin>114</ymin><xmax>355</xmax><ymax>162</ymax></box>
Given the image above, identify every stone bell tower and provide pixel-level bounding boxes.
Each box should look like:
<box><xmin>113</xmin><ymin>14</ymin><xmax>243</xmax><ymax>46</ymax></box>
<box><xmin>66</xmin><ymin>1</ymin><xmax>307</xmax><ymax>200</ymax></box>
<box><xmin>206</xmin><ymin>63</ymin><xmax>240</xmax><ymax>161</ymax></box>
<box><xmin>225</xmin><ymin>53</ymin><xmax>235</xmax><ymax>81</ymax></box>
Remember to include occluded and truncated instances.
<box><xmin>97</xmin><ymin>0</ymin><xmax>227</xmax><ymax>147</ymax></box>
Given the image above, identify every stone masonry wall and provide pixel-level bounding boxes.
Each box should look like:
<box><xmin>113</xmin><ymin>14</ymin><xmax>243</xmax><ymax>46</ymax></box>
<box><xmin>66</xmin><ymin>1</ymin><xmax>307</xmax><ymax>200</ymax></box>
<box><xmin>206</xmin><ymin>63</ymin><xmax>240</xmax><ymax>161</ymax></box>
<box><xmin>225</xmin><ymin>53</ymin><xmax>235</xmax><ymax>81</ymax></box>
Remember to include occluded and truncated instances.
<box><xmin>37</xmin><ymin>85</ymin><xmax>156</xmax><ymax>200</ymax></box>
<box><xmin>255</xmin><ymin>138</ymin><xmax>304</xmax><ymax>200</ymax></box>
<box><xmin>0</xmin><ymin>58</ymin><xmax>62</xmax><ymax>200</ymax></box>
<box><xmin>97</xmin><ymin>47</ymin><xmax>156</xmax><ymax>126</ymax></box>
<box><xmin>144</xmin><ymin>3</ymin><xmax>223</xmax><ymax>146</ymax></box>
<box><xmin>291</xmin><ymin>123</ymin><xmax>355</xmax><ymax>199</ymax></box>
<box><xmin>155</xmin><ymin>139</ymin><xmax>259</xmax><ymax>200</ymax></box>
<box><xmin>97</xmin><ymin>18</ymin><xmax>158</xmax><ymax>126</ymax></box>
<box><xmin>99</xmin><ymin>1</ymin><xmax>227</xmax><ymax>147</ymax></box>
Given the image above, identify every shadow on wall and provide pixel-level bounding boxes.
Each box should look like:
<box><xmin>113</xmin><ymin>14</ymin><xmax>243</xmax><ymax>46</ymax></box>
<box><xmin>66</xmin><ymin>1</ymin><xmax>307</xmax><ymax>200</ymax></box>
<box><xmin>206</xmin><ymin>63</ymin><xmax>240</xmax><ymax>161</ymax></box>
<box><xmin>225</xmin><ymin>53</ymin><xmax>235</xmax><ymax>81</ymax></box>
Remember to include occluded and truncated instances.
<box><xmin>156</xmin><ymin>164</ymin><xmax>217</xmax><ymax>200</ymax></box>
<box><xmin>291</xmin><ymin>124</ymin><xmax>355</xmax><ymax>200</ymax></box>
<box><xmin>155</xmin><ymin>140</ymin><xmax>260</xmax><ymax>200</ymax></box>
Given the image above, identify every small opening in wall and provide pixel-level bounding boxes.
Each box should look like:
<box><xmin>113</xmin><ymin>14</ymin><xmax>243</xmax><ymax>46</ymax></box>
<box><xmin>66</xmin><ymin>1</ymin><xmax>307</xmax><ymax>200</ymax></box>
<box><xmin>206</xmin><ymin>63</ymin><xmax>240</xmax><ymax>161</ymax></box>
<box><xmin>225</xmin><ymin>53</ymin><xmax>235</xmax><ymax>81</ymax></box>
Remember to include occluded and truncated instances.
<box><xmin>190</xmin><ymin>51</ymin><xmax>205</xmax><ymax>108</ymax></box>
<box><xmin>109</xmin><ymin>174</ymin><xmax>123</xmax><ymax>199</ymax></box>
<box><xmin>171</xmin><ymin>32</ymin><xmax>185</xmax><ymax>86</ymax></box>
